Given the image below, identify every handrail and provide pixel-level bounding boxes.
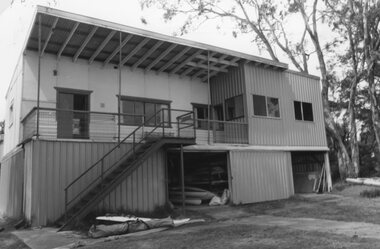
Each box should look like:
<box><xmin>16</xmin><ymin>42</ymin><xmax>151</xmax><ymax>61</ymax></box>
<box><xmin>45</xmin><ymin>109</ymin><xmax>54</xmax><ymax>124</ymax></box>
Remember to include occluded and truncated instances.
<box><xmin>64</xmin><ymin>108</ymin><xmax>195</xmax><ymax>214</ymax></box>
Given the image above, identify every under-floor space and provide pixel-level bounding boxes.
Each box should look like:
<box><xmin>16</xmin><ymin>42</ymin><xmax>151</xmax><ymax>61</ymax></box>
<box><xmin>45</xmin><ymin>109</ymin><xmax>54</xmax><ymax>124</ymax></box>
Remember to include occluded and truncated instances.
<box><xmin>167</xmin><ymin>151</ymin><xmax>229</xmax><ymax>205</ymax></box>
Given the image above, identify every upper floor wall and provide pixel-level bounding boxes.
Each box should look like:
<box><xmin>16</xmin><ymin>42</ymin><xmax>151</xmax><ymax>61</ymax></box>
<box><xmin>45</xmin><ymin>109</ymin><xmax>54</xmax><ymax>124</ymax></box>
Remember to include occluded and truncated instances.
<box><xmin>244</xmin><ymin>63</ymin><xmax>327</xmax><ymax>147</ymax></box>
<box><xmin>22</xmin><ymin>51</ymin><xmax>209</xmax><ymax>118</ymax></box>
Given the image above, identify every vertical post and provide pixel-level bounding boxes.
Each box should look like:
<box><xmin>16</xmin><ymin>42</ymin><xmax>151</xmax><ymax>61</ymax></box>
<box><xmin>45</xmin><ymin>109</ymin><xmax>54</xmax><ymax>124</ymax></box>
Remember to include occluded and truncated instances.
<box><xmin>118</xmin><ymin>32</ymin><xmax>122</xmax><ymax>142</ymax></box>
<box><xmin>324</xmin><ymin>152</ymin><xmax>332</xmax><ymax>192</ymax></box>
<box><xmin>133</xmin><ymin>132</ymin><xmax>135</xmax><ymax>155</ymax></box>
<box><xmin>64</xmin><ymin>189</ymin><xmax>67</xmax><ymax>222</ymax></box>
<box><xmin>193</xmin><ymin>111</ymin><xmax>196</xmax><ymax>139</ymax></box>
<box><xmin>162</xmin><ymin>110</ymin><xmax>165</xmax><ymax>136</ymax></box>
<box><xmin>180</xmin><ymin>144</ymin><xmax>185</xmax><ymax>215</ymax></box>
<box><xmin>207</xmin><ymin>51</ymin><xmax>211</xmax><ymax>144</ymax></box>
<box><xmin>101</xmin><ymin>159</ymin><xmax>104</xmax><ymax>189</ymax></box>
<box><xmin>36</xmin><ymin>14</ymin><xmax>42</xmax><ymax>139</ymax></box>
<box><xmin>177</xmin><ymin>118</ymin><xmax>180</xmax><ymax>137</ymax></box>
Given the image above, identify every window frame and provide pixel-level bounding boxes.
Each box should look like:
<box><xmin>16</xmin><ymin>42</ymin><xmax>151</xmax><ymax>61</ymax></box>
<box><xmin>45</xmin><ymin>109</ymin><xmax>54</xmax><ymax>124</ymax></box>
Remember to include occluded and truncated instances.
<box><xmin>225</xmin><ymin>94</ymin><xmax>245</xmax><ymax>121</ymax></box>
<box><xmin>252</xmin><ymin>94</ymin><xmax>281</xmax><ymax>119</ymax></box>
<box><xmin>293</xmin><ymin>100</ymin><xmax>314</xmax><ymax>122</ymax></box>
<box><xmin>192</xmin><ymin>103</ymin><xmax>210</xmax><ymax>130</ymax></box>
<box><xmin>119</xmin><ymin>95</ymin><xmax>172</xmax><ymax>127</ymax></box>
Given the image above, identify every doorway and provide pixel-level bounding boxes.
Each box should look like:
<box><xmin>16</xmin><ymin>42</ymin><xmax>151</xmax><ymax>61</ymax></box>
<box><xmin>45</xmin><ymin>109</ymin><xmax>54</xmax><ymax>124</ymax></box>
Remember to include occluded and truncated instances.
<box><xmin>56</xmin><ymin>88</ymin><xmax>91</xmax><ymax>139</ymax></box>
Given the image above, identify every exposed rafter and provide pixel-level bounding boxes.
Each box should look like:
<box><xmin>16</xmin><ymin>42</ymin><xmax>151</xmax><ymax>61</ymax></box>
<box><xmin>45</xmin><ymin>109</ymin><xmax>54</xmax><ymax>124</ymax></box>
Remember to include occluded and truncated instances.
<box><xmin>156</xmin><ymin>47</ymin><xmax>191</xmax><ymax>74</ymax></box>
<box><xmin>89</xmin><ymin>30</ymin><xmax>116</xmax><ymax>64</ymax></box>
<box><xmin>73</xmin><ymin>26</ymin><xmax>98</xmax><ymax>62</ymax></box>
<box><xmin>131</xmin><ymin>40</ymin><xmax>164</xmax><ymax>71</ymax></box>
<box><xmin>202</xmin><ymin>57</ymin><xmax>240</xmax><ymax>81</ymax></box>
<box><xmin>145</xmin><ymin>44</ymin><xmax>177</xmax><ymax>72</ymax></box>
<box><xmin>41</xmin><ymin>17</ymin><xmax>59</xmax><ymax>56</ymax></box>
<box><xmin>186</xmin><ymin>62</ymin><xmax>228</xmax><ymax>73</ymax></box>
<box><xmin>120</xmin><ymin>38</ymin><xmax>150</xmax><ymax>65</ymax></box>
<box><xmin>103</xmin><ymin>33</ymin><xmax>133</xmax><ymax>66</ymax></box>
<box><xmin>192</xmin><ymin>69</ymin><xmax>207</xmax><ymax>79</ymax></box>
<box><xmin>196</xmin><ymin>54</ymin><xmax>238</xmax><ymax>67</ymax></box>
<box><xmin>170</xmin><ymin>50</ymin><xmax>203</xmax><ymax>75</ymax></box>
<box><xmin>180</xmin><ymin>67</ymin><xmax>195</xmax><ymax>78</ymax></box>
<box><xmin>57</xmin><ymin>22</ymin><xmax>79</xmax><ymax>59</ymax></box>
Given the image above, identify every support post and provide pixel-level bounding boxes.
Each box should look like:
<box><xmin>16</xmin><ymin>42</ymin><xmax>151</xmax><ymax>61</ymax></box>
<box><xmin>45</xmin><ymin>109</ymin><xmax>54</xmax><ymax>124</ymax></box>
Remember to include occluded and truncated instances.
<box><xmin>180</xmin><ymin>144</ymin><xmax>185</xmax><ymax>215</ymax></box>
<box><xmin>324</xmin><ymin>152</ymin><xmax>332</xmax><ymax>192</ymax></box>
<box><xmin>36</xmin><ymin>14</ymin><xmax>42</xmax><ymax>139</ymax></box>
<box><xmin>207</xmin><ymin>51</ymin><xmax>211</xmax><ymax>144</ymax></box>
<box><xmin>118</xmin><ymin>32</ymin><xmax>122</xmax><ymax>142</ymax></box>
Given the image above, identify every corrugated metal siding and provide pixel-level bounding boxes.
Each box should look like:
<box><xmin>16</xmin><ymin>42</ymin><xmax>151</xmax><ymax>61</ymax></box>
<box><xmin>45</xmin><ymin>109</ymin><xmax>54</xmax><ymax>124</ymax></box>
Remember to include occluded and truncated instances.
<box><xmin>25</xmin><ymin>140</ymin><xmax>166</xmax><ymax>226</ymax></box>
<box><xmin>230</xmin><ymin>150</ymin><xmax>294</xmax><ymax>204</ymax></box>
<box><xmin>244</xmin><ymin>64</ymin><xmax>327</xmax><ymax>147</ymax></box>
<box><xmin>210</xmin><ymin>65</ymin><xmax>247</xmax><ymax>122</ymax></box>
<box><xmin>0</xmin><ymin>147</ymin><xmax>24</xmax><ymax>218</ymax></box>
<box><xmin>99</xmin><ymin>149</ymin><xmax>166</xmax><ymax>214</ymax></box>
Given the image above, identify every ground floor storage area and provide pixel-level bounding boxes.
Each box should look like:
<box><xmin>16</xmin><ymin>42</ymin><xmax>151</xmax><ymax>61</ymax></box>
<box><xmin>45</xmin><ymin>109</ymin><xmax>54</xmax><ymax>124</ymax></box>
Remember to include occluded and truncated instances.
<box><xmin>291</xmin><ymin>151</ymin><xmax>326</xmax><ymax>193</ymax></box>
<box><xmin>166</xmin><ymin>151</ymin><xmax>230</xmax><ymax>206</ymax></box>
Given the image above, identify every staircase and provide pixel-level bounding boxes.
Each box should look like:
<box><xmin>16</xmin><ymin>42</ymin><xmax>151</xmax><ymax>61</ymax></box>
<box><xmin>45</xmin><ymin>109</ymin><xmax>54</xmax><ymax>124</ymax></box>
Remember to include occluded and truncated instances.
<box><xmin>57</xmin><ymin>109</ymin><xmax>196</xmax><ymax>230</ymax></box>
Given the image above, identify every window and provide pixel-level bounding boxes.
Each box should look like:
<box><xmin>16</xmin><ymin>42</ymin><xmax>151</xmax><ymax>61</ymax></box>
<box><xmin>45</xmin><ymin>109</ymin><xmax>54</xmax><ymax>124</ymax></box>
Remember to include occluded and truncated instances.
<box><xmin>8</xmin><ymin>100</ymin><xmax>14</xmax><ymax>128</ymax></box>
<box><xmin>120</xmin><ymin>96</ymin><xmax>170</xmax><ymax>126</ymax></box>
<box><xmin>252</xmin><ymin>94</ymin><xmax>280</xmax><ymax>118</ymax></box>
<box><xmin>193</xmin><ymin>104</ymin><xmax>209</xmax><ymax>129</ymax></box>
<box><xmin>225</xmin><ymin>95</ymin><xmax>244</xmax><ymax>120</ymax></box>
<box><xmin>294</xmin><ymin>101</ymin><xmax>314</xmax><ymax>121</ymax></box>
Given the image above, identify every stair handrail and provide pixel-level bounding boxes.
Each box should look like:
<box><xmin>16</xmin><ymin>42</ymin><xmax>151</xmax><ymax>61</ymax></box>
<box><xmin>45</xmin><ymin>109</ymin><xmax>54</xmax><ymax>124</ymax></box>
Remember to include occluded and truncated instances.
<box><xmin>64</xmin><ymin>108</ymin><xmax>195</xmax><ymax>218</ymax></box>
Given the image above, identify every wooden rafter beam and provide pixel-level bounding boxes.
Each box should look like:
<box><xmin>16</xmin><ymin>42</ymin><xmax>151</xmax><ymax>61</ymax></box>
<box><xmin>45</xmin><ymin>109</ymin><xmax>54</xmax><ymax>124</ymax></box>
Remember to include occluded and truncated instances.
<box><xmin>145</xmin><ymin>43</ymin><xmax>177</xmax><ymax>72</ymax></box>
<box><xmin>170</xmin><ymin>50</ymin><xmax>203</xmax><ymax>75</ymax></box>
<box><xmin>120</xmin><ymin>37</ymin><xmax>150</xmax><ymax>65</ymax></box>
<box><xmin>196</xmin><ymin>54</ymin><xmax>239</xmax><ymax>67</ymax></box>
<box><xmin>89</xmin><ymin>30</ymin><xmax>116</xmax><ymax>64</ymax></box>
<box><xmin>156</xmin><ymin>47</ymin><xmax>191</xmax><ymax>74</ymax></box>
<box><xmin>73</xmin><ymin>26</ymin><xmax>98</xmax><ymax>62</ymax></box>
<box><xmin>41</xmin><ymin>17</ymin><xmax>59</xmax><ymax>56</ymax></box>
<box><xmin>192</xmin><ymin>69</ymin><xmax>206</xmax><ymax>79</ymax></box>
<box><xmin>131</xmin><ymin>40</ymin><xmax>164</xmax><ymax>71</ymax></box>
<box><xmin>202</xmin><ymin>57</ymin><xmax>240</xmax><ymax>81</ymax></box>
<box><xmin>186</xmin><ymin>61</ymin><xmax>228</xmax><ymax>73</ymax></box>
<box><xmin>57</xmin><ymin>22</ymin><xmax>79</xmax><ymax>59</ymax></box>
<box><xmin>180</xmin><ymin>67</ymin><xmax>194</xmax><ymax>78</ymax></box>
<box><xmin>103</xmin><ymin>33</ymin><xmax>133</xmax><ymax>66</ymax></box>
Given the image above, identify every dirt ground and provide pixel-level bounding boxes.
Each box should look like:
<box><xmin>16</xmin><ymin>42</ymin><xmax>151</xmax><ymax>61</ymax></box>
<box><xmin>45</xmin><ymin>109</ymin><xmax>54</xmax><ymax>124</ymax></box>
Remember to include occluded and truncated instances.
<box><xmin>0</xmin><ymin>217</ymin><xmax>30</xmax><ymax>249</ymax></box>
<box><xmin>78</xmin><ymin>184</ymin><xmax>380</xmax><ymax>249</ymax></box>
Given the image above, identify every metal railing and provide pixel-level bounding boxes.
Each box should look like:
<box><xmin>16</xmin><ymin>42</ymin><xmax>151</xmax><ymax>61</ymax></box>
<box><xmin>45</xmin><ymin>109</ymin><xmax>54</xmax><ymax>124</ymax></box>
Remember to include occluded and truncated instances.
<box><xmin>63</xmin><ymin>108</ymin><xmax>195</xmax><ymax>220</ymax></box>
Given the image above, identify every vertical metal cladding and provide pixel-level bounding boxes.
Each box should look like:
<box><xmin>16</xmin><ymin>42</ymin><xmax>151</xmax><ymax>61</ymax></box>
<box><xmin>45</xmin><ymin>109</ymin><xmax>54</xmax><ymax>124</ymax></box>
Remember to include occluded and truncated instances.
<box><xmin>244</xmin><ymin>64</ymin><xmax>327</xmax><ymax>147</ymax></box>
<box><xmin>210</xmin><ymin>65</ymin><xmax>247</xmax><ymax>122</ymax></box>
<box><xmin>25</xmin><ymin>140</ymin><xmax>166</xmax><ymax>226</ymax></box>
<box><xmin>229</xmin><ymin>150</ymin><xmax>294</xmax><ymax>204</ymax></box>
<box><xmin>0</xmin><ymin>147</ymin><xmax>24</xmax><ymax>218</ymax></box>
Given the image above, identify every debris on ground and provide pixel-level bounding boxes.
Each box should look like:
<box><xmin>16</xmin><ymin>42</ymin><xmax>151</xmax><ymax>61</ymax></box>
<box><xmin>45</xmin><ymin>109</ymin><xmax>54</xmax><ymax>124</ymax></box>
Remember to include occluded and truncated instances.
<box><xmin>346</xmin><ymin>177</ymin><xmax>380</xmax><ymax>187</ymax></box>
<box><xmin>169</xmin><ymin>186</ymin><xmax>216</xmax><ymax>205</ymax></box>
<box><xmin>89</xmin><ymin>215</ymin><xmax>204</xmax><ymax>239</ymax></box>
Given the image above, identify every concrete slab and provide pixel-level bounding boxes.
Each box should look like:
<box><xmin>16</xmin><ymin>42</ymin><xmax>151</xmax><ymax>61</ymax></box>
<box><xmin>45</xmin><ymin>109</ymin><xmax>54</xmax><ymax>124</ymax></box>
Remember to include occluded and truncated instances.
<box><xmin>12</xmin><ymin>227</ymin><xmax>85</xmax><ymax>249</ymax></box>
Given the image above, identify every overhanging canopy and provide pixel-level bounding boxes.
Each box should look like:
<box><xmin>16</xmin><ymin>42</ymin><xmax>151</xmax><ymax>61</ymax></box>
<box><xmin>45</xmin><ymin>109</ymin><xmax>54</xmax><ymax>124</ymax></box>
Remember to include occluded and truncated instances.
<box><xmin>26</xmin><ymin>6</ymin><xmax>288</xmax><ymax>81</ymax></box>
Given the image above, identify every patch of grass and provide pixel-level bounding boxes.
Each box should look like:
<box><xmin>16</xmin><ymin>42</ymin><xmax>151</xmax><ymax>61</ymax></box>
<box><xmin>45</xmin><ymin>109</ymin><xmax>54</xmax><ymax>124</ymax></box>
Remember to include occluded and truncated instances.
<box><xmin>332</xmin><ymin>181</ymin><xmax>351</xmax><ymax>192</ymax></box>
<box><xmin>360</xmin><ymin>189</ymin><xmax>380</xmax><ymax>198</ymax></box>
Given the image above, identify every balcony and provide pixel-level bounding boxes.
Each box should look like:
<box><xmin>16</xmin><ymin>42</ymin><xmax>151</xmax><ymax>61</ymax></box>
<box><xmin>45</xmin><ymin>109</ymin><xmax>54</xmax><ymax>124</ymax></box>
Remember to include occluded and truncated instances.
<box><xmin>21</xmin><ymin>107</ymin><xmax>248</xmax><ymax>144</ymax></box>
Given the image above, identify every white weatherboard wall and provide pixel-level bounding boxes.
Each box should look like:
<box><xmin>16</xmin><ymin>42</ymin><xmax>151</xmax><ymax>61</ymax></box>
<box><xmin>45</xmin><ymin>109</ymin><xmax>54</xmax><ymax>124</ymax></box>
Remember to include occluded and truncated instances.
<box><xmin>22</xmin><ymin>51</ymin><xmax>208</xmax><ymax>118</ymax></box>
<box><xmin>230</xmin><ymin>150</ymin><xmax>294</xmax><ymax>204</ymax></box>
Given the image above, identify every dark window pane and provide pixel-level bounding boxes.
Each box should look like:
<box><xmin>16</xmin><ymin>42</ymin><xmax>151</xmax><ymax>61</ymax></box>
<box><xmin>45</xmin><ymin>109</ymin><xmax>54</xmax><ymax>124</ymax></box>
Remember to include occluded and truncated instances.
<box><xmin>214</xmin><ymin>105</ymin><xmax>224</xmax><ymax>121</ymax></box>
<box><xmin>122</xmin><ymin>100</ymin><xmax>134</xmax><ymax>124</ymax></box>
<box><xmin>195</xmin><ymin>106</ymin><xmax>208</xmax><ymax>129</ymax></box>
<box><xmin>235</xmin><ymin>95</ymin><xmax>244</xmax><ymax>118</ymax></box>
<box><xmin>294</xmin><ymin>101</ymin><xmax>302</xmax><ymax>120</ymax></box>
<box><xmin>225</xmin><ymin>98</ymin><xmax>235</xmax><ymax>120</ymax></box>
<box><xmin>302</xmin><ymin>102</ymin><xmax>313</xmax><ymax>121</ymax></box>
<box><xmin>157</xmin><ymin>104</ymin><xmax>169</xmax><ymax>126</ymax></box>
<box><xmin>267</xmin><ymin>97</ymin><xmax>280</xmax><ymax>118</ymax></box>
<box><xmin>253</xmin><ymin>95</ymin><xmax>267</xmax><ymax>116</ymax></box>
<box><xmin>145</xmin><ymin>102</ymin><xmax>155</xmax><ymax>125</ymax></box>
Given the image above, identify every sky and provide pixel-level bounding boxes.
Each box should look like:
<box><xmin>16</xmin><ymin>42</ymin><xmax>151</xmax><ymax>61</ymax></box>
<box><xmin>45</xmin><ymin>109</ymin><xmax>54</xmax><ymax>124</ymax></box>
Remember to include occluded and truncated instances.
<box><xmin>0</xmin><ymin>0</ymin><xmax>326</xmax><ymax>120</ymax></box>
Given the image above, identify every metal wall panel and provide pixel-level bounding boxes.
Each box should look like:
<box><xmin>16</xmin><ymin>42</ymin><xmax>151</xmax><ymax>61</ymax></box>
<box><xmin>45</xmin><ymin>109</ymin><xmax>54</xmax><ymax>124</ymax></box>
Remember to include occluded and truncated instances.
<box><xmin>230</xmin><ymin>150</ymin><xmax>294</xmax><ymax>204</ymax></box>
<box><xmin>244</xmin><ymin>64</ymin><xmax>327</xmax><ymax>147</ymax></box>
<box><xmin>0</xmin><ymin>147</ymin><xmax>24</xmax><ymax>218</ymax></box>
<box><xmin>210</xmin><ymin>65</ymin><xmax>247</xmax><ymax>122</ymax></box>
<box><xmin>25</xmin><ymin>139</ymin><xmax>166</xmax><ymax>226</ymax></box>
